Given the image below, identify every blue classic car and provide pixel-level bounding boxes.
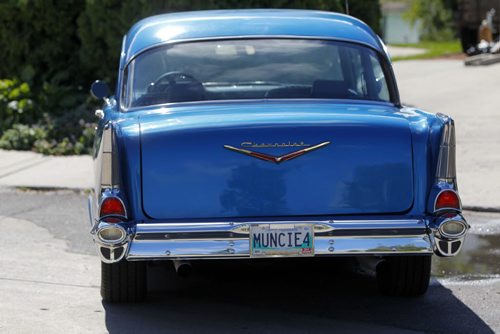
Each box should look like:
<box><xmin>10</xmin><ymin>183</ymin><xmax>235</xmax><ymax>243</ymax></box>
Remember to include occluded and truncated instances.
<box><xmin>89</xmin><ymin>9</ymin><xmax>469</xmax><ymax>302</ymax></box>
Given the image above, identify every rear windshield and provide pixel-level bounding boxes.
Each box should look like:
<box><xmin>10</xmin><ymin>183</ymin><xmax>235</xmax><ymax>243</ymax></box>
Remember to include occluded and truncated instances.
<box><xmin>124</xmin><ymin>39</ymin><xmax>391</xmax><ymax>108</ymax></box>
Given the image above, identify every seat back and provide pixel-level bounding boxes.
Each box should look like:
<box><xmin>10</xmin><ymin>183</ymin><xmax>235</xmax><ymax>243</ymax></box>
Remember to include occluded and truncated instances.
<box><xmin>311</xmin><ymin>80</ymin><xmax>349</xmax><ymax>99</ymax></box>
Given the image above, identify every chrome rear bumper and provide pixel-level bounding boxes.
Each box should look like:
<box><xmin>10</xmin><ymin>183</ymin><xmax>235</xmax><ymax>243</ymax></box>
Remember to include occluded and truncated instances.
<box><xmin>125</xmin><ymin>219</ymin><xmax>433</xmax><ymax>261</ymax></box>
<box><xmin>90</xmin><ymin>216</ymin><xmax>473</xmax><ymax>263</ymax></box>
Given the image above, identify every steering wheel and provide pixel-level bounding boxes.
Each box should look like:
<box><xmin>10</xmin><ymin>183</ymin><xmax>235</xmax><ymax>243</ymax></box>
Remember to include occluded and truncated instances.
<box><xmin>148</xmin><ymin>71</ymin><xmax>201</xmax><ymax>93</ymax></box>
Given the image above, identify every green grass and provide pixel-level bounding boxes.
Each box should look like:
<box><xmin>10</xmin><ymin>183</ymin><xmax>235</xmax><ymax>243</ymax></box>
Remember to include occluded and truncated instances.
<box><xmin>391</xmin><ymin>40</ymin><xmax>463</xmax><ymax>61</ymax></box>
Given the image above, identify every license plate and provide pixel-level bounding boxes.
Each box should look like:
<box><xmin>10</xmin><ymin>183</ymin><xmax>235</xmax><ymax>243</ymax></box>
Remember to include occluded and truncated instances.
<box><xmin>250</xmin><ymin>224</ymin><xmax>314</xmax><ymax>257</ymax></box>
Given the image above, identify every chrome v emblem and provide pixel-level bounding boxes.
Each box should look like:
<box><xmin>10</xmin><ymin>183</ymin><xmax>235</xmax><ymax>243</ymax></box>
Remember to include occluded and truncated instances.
<box><xmin>224</xmin><ymin>141</ymin><xmax>330</xmax><ymax>164</ymax></box>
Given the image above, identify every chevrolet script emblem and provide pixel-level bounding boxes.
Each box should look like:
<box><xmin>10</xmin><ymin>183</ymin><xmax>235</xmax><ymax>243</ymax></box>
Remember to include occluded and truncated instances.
<box><xmin>223</xmin><ymin>141</ymin><xmax>330</xmax><ymax>164</ymax></box>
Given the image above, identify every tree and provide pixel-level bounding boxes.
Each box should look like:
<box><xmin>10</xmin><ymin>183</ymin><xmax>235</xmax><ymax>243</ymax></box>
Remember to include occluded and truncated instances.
<box><xmin>404</xmin><ymin>0</ymin><xmax>457</xmax><ymax>41</ymax></box>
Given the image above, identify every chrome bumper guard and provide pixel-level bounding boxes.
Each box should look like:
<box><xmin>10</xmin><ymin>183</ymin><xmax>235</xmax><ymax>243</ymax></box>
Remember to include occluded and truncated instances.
<box><xmin>429</xmin><ymin>214</ymin><xmax>469</xmax><ymax>257</ymax></box>
<box><xmin>125</xmin><ymin>219</ymin><xmax>434</xmax><ymax>261</ymax></box>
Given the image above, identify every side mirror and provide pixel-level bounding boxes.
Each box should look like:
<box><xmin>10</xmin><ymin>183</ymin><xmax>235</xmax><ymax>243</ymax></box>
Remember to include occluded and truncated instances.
<box><xmin>90</xmin><ymin>80</ymin><xmax>110</xmax><ymax>99</ymax></box>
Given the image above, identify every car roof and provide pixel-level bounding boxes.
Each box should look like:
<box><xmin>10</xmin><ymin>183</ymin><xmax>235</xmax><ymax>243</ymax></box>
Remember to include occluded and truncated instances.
<box><xmin>122</xmin><ymin>9</ymin><xmax>385</xmax><ymax>66</ymax></box>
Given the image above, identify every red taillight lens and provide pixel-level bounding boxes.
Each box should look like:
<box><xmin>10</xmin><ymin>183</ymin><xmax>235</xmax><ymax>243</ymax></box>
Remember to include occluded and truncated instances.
<box><xmin>99</xmin><ymin>197</ymin><xmax>126</xmax><ymax>221</ymax></box>
<box><xmin>435</xmin><ymin>190</ymin><xmax>460</xmax><ymax>211</ymax></box>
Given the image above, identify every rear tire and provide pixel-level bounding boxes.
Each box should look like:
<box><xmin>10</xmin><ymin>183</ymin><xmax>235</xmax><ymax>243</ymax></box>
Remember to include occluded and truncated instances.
<box><xmin>376</xmin><ymin>255</ymin><xmax>431</xmax><ymax>297</ymax></box>
<box><xmin>101</xmin><ymin>260</ymin><xmax>147</xmax><ymax>303</ymax></box>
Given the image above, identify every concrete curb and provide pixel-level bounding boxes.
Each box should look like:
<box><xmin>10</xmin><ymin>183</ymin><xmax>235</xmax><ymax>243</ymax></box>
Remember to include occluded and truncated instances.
<box><xmin>462</xmin><ymin>206</ymin><xmax>500</xmax><ymax>213</ymax></box>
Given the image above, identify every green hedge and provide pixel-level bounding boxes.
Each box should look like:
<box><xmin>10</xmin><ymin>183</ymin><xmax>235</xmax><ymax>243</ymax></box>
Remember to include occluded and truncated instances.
<box><xmin>0</xmin><ymin>0</ymin><xmax>381</xmax><ymax>155</ymax></box>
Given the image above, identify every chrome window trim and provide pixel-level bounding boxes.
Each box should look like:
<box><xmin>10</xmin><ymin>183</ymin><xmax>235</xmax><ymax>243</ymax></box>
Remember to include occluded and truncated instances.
<box><xmin>122</xmin><ymin>98</ymin><xmax>396</xmax><ymax>114</ymax></box>
<box><xmin>134</xmin><ymin>219</ymin><xmax>425</xmax><ymax>234</ymax></box>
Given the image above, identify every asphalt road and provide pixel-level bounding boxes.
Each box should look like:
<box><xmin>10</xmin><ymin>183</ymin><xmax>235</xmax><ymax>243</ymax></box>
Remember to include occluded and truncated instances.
<box><xmin>0</xmin><ymin>188</ymin><xmax>499</xmax><ymax>333</ymax></box>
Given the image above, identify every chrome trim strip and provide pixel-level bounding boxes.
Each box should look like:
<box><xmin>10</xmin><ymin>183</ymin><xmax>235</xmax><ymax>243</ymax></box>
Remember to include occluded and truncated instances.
<box><xmin>124</xmin><ymin>98</ymin><xmax>396</xmax><ymax>113</ymax></box>
<box><xmin>134</xmin><ymin>219</ymin><xmax>425</xmax><ymax>234</ymax></box>
<box><xmin>435</xmin><ymin>115</ymin><xmax>457</xmax><ymax>185</ymax></box>
<box><xmin>87</xmin><ymin>195</ymin><xmax>94</xmax><ymax>229</ymax></box>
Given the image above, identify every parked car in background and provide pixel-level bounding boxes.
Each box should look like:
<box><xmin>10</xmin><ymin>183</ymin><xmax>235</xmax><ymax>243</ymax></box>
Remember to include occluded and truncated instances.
<box><xmin>89</xmin><ymin>9</ymin><xmax>469</xmax><ymax>302</ymax></box>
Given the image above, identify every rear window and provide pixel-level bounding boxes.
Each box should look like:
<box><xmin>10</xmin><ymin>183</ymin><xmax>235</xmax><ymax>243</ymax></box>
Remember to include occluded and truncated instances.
<box><xmin>124</xmin><ymin>39</ymin><xmax>391</xmax><ymax>108</ymax></box>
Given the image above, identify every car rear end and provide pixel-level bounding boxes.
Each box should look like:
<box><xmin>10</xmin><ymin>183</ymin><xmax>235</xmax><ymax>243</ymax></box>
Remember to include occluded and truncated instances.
<box><xmin>88</xmin><ymin>10</ymin><xmax>468</xmax><ymax>302</ymax></box>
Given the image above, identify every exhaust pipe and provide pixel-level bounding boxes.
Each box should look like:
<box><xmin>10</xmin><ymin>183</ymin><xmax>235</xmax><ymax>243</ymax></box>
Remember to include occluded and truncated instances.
<box><xmin>173</xmin><ymin>260</ymin><xmax>192</xmax><ymax>277</ymax></box>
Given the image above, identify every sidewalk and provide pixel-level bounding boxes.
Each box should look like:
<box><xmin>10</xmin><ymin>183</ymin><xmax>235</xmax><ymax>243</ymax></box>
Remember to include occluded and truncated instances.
<box><xmin>0</xmin><ymin>150</ymin><xmax>93</xmax><ymax>189</ymax></box>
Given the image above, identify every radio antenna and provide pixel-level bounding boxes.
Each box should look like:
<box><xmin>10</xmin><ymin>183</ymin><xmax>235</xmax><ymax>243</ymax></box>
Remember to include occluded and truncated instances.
<box><xmin>345</xmin><ymin>0</ymin><xmax>350</xmax><ymax>15</ymax></box>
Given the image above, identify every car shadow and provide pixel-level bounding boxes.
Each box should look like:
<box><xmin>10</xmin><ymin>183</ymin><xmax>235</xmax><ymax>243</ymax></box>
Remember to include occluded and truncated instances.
<box><xmin>103</xmin><ymin>259</ymin><xmax>494</xmax><ymax>333</ymax></box>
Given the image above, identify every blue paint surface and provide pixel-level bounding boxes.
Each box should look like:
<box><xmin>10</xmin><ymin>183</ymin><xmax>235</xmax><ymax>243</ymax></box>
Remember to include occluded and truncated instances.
<box><xmin>92</xmin><ymin>10</ymin><xmax>453</xmax><ymax>224</ymax></box>
<box><xmin>123</xmin><ymin>9</ymin><xmax>386</xmax><ymax>64</ymax></box>
<box><xmin>139</xmin><ymin>102</ymin><xmax>414</xmax><ymax>219</ymax></box>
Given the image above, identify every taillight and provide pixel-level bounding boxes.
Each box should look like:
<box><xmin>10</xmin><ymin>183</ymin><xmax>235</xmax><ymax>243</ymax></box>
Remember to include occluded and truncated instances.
<box><xmin>435</xmin><ymin>190</ymin><xmax>460</xmax><ymax>212</ymax></box>
<box><xmin>99</xmin><ymin>197</ymin><xmax>126</xmax><ymax>223</ymax></box>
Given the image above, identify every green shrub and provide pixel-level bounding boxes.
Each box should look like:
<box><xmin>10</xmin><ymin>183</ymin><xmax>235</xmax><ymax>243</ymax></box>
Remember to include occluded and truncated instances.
<box><xmin>0</xmin><ymin>79</ymin><xmax>96</xmax><ymax>155</ymax></box>
<box><xmin>404</xmin><ymin>0</ymin><xmax>457</xmax><ymax>41</ymax></box>
<box><xmin>0</xmin><ymin>121</ymin><xmax>96</xmax><ymax>156</ymax></box>
<box><xmin>0</xmin><ymin>79</ymin><xmax>36</xmax><ymax>132</ymax></box>
<box><xmin>0</xmin><ymin>0</ymin><xmax>380</xmax><ymax>155</ymax></box>
<box><xmin>0</xmin><ymin>124</ymin><xmax>47</xmax><ymax>151</ymax></box>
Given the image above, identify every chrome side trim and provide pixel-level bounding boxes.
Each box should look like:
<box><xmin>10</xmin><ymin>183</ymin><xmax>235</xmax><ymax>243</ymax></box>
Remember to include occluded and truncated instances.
<box><xmin>134</xmin><ymin>219</ymin><xmax>425</xmax><ymax>234</ymax></box>
<box><xmin>87</xmin><ymin>195</ymin><xmax>94</xmax><ymax>229</ymax></box>
<box><xmin>435</xmin><ymin>115</ymin><xmax>457</xmax><ymax>185</ymax></box>
<box><xmin>100</xmin><ymin>123</ymin><xmax>113</xmax><ymax>187</ymax></box>
<box><xmin>99</xmin><ymin>123</ymin><xmax>121</xmax><ymax>189</ymax></box>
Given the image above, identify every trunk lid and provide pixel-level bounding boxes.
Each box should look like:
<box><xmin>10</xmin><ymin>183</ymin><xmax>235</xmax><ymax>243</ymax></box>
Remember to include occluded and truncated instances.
<box><xmin>139</xmin><ymin>102</ymin><xmax>414</xmax><ymax>219</ymax></box>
